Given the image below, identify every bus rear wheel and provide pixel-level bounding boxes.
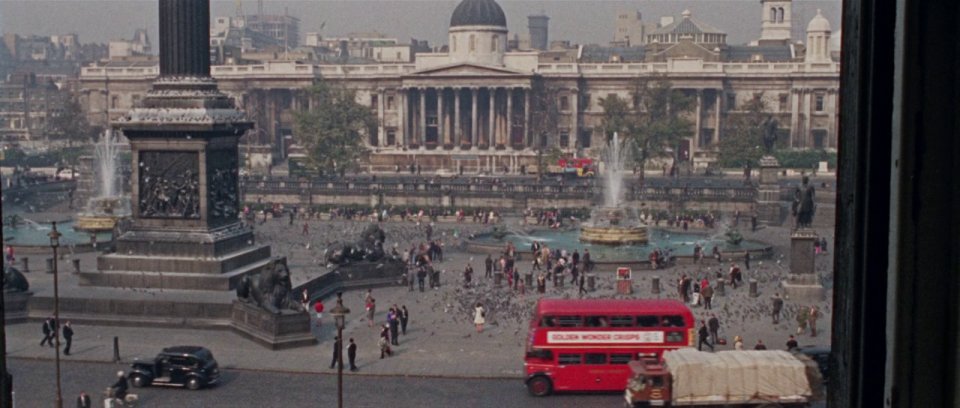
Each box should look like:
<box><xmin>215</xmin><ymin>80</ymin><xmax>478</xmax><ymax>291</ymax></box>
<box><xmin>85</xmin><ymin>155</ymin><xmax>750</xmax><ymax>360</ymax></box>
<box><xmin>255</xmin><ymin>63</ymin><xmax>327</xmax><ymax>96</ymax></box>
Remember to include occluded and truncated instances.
<box><xmin>527</xmin><ymin>376</ymin><xmax>552</xmax><ymax>397</ymax></box>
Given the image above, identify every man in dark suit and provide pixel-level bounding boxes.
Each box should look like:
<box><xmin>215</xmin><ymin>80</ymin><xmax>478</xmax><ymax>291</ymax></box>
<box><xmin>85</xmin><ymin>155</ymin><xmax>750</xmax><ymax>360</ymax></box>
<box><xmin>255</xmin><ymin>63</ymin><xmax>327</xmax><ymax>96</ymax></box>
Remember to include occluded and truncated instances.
<box><xmin>347</xmin><ymin>338</ymin><xmax>358</xmax><ymax>371</ymax></box>
<box><xmin>62</xmin><ymin>322</ymin><xmax>74</xmax><ymax>355</ymax></box>
<box><xmin>329</xmin><ymin>337</ymin><xmax>342</xmax><ymax>369</ymax></box>
<box><xmin>40</xmin><ymin>317</ymin><xmax>54</xmax><ymax>347</ymax></box>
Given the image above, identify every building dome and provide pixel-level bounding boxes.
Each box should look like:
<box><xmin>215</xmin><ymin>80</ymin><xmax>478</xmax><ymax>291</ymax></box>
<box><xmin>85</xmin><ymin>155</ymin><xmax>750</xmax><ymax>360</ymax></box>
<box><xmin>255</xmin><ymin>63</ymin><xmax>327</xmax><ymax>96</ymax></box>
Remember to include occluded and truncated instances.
<box><xmin>807</xmin><ymin>9</ymin><xmax>831</xmax><ymax>33</ymax></box>
<box><xmin>450</xmin><ymin>0</ymin><xmax>507</xmax><ymax>28</ymax></box>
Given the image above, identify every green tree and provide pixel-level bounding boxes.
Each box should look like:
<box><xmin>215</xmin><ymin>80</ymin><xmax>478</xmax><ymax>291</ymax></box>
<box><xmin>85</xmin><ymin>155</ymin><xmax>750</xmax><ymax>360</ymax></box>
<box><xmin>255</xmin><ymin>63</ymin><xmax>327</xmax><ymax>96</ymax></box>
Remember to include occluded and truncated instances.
<box><xmin>599</xmin><ymin>77</ymin><xmax>695</xmax><ymax>179</ymax></box>
<box><xmin>293</xmin><ymin>81</ymin><xmax>376</xmax><ymax>177</ymax></box>
<box><xmin>717</xmin><ymin>93</ymin><xmax>768</xmax><ymax>168</ymax></box>
<box><xmin>528</xmin><ymin>76</ymin><xmax>562</xmax><ymax>174</ymax></box>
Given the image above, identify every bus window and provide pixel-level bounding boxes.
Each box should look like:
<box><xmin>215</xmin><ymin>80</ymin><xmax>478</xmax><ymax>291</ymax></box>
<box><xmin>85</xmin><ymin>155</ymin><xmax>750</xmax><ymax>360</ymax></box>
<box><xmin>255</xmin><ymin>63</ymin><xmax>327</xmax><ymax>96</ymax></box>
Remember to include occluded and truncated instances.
<box><xmin>662</xmin><ymin>315</ymin><xmax>685</xmax><ymax>327</ymax></box>
<box><xmin>556</xmin><ymin>316</ymin><xmax>584</xmax><ymax>327</ymax></box>
<box><xmin>610</xmin><ymin>316</ymin><xmax>633</xmax><ymax>327</ymax></box>
<box><xmin>585</xmin><ymin>316</ymin><xmax>608</xmax><ymax>327</ymax></box>
<box><xmin>666</xmin><ymin>331</ymin><xmax>684</xmax><ymax>343</ymax></box>
<box><xmin>585</xmin><ymin>353</ymin><xmax>607</xmax><ymax>365</ymax></box>
<box><xmin>558</xmin><ymin>354</ymin><xmax>582</xmax><ymax>365</ymax></box>
<box><xmin>610</xmin><ymin>353</ymin><xmax>633</xmax><ymax>364</ymax></box>
<box><xmin>541</xmin><ymin>316</ymin><xmax>556</xmax><ymax>327</ymax></box>
<box><xmin>637</xmin><ymin>315</ymin><xmax>660</xmax><ymax>327</ymax></box>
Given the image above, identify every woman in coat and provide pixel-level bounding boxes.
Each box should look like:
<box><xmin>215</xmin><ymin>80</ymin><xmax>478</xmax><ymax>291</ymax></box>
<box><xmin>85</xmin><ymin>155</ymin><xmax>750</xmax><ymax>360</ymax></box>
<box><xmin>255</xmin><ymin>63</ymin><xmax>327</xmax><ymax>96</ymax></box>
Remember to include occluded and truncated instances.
<box><xmin>473</xmin><ymin>303</ymin><xmax>486</xmax><ymax>333</ymax></box>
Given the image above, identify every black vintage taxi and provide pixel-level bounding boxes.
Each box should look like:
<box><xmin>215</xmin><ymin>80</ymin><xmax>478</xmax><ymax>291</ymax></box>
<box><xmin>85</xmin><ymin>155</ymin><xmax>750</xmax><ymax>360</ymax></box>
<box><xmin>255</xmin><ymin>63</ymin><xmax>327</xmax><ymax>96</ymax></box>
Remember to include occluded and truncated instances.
<box><xmin>128</xmin><ymin>346</ymin><xmax>221</xmax><ymax>390</ymax></box>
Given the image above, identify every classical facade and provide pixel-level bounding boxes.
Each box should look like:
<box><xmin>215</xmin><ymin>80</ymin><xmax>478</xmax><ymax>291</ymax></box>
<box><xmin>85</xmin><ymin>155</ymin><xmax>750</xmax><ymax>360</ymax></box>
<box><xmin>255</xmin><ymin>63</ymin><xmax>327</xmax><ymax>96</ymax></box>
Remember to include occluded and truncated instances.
<box><xmin>78</xmin><ymin>0</ymin><xmax>839</xmax><ymax>173</ymax></box>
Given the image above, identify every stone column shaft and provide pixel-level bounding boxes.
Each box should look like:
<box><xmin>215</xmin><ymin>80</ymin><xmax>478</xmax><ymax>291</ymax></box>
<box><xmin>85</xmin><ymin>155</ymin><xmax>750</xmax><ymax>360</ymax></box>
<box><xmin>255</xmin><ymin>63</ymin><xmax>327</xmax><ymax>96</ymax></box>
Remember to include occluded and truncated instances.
<box><xmin>438</xmin><ymin>88</ymin><xmax>445</xmax><ymax>145</ymax></box>
<box><xmin>488</xmin><ymin>88</ymin><xmax>496</xmax><ymax>146</ymax></box>
<box><xmin>471</xmin><ymin>88</ymin><xmax>478</xmax><ymax>147</ymax></box>
<box><xmin>454</xmin><ymin>89</ymin><xmax>461</xmax><ymax>146</ymax></box>
<box><xmin>419</xmin><ymin>88</ymin><xmax>427</xmax><ymax>148</ymax></box>
<box><xmin>159</xmin><ymin>0</ymin><xmax>211</xmax><ymax>77</ymax></box>
<box><xmin>524</xmin><ymin>88</ymin><xmax>531</xmax><ymax>147</ymax></box>
<box><xmin>714</xmin><ymin>90</ymin><xmax>721</xmax><ymax>145</ymax></box>
<box><xmin>506</xmin><ymin>88</ymin><xmax>513</xmax><ymax>147</ymax></box>
<box><xmin>398</xmin><ymin>89</ymin><xmax>406</xmax><ymax>147</ymax></box>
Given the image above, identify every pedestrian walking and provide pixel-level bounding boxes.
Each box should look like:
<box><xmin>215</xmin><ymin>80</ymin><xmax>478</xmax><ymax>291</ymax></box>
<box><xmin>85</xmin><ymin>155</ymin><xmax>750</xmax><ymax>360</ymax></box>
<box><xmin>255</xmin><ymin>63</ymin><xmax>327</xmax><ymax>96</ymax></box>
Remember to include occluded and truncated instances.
<box><xmin>707</xmin><ymin>314</ymin><xmax>720</xmax><ymax>344</ymax></box>
<box><xmin>536</xmin><ymin>272</ymin><xmax>546</xmax><ymax>294</ymax></box>
<box><xmin>796</xmin><ymin>307</ymin><xmax>809</xmax><ymax>335</ymax></box>
<box><xmin>808</xmin><ymin>306</ymin><xmax>820</xmax><ymax>337</ymax></box>
<box><xmin>474</xmin><ymin>303</ymin><xmax>486</xmax><ymax>333</ymax></box>
<box><xmin>701</xmin><ymin>282</ymin><xmax>714</xmax><ymax>310</ymax></box>
<box><xmin>379</xmin><ymin>325</ymin><xmax>392</xmax><ymax>358</ymax></box>
<box><xmin>347</xmin><ymin>338</ymin><xmax>358</xmax><ymax>371</ymax></box>
<box><xmin>463</xmin><ymin>264</ymin><xmax>473</xmax><ymax>287</ymax></box>
<box><xmin>744</xmin><ymin>252</ymin><xmax>751</xmax><ymax>270</ymax></box>
<box><xmin>62</xmin><ymin>321</ymin><xmax>74</xmax><ymax>355</ymax></box>
<box><xmin>578</xmin><ymin>273</ymin><xmax>587</xmax><ymax>295</ymax></box>
<box><xmin>484</xmin><ymin>254</ymin><xmax>493</xmax><ymax>278</ymax></box>
<box><xmin>697</xmin><ymin>321</ymin><xmax>714</xmax><ymax>352</ymax></box>
<box><xmin>329</xmin><ymin>336</ymin><xmax>342</xmax><ymax>369</ymax></box>
<box><xmin>314</xmin><ymin>301</ymin><xmax>324</xmax><ymax>327</ymax></box>
<box><xmin>399</xmin><ymin>305</ymin><xmax>409</xmax><ymax>335</ymax></box>
<box><xmin>771</xmin><ymin>293</ymin><xmax>784</xmax><ymax>324</ymax></box>
<box><xmin>40</xmin><ymin>317</ymin><xmax>54</xmax><ymax>347</ymax></box>
<box><xmin>76</xmin><ymin>391</ymin><xmax>91</xmax><ymax>408</ymax></box>
<box><xmin>734</xmin><ymin>335</ymin><xmax>744</xmax><ymax>350</ymax></box>
<box><xmin>302</xmin><ymin>222</ymin><xmax>309</xmax><ymax>235</ymax></box>
<box><xmin>754</xmin><ymin>339</ymin><xmax>767</xmax><ymax>350</ymax></box>
<box><xmin>366</xmin><ymin>297</ymin><xmax>376</xmax><ymax>327</ymax></box>
<box><xmin>417</xmin><ymin>267</ymin><xmax>427</xmax><ymax>292</ymax></box>
<box><xmin>388</xmin><ymin>308</ymin><xmax>400</xmax><ymax>346</ymax></box>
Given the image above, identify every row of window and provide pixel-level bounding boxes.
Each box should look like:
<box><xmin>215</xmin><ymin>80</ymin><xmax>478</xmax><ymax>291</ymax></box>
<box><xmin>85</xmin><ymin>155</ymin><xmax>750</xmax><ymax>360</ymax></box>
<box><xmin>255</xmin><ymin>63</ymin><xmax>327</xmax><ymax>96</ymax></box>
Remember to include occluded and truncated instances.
<box><xmin>540</xmin><ymin>314</ymin><xmax>687</xmax><ymax>328</ymax></box>
<box><xmin>451</xmin><ymin>34</ymin><xmax>500</xmax><ymax>53</ymax></box>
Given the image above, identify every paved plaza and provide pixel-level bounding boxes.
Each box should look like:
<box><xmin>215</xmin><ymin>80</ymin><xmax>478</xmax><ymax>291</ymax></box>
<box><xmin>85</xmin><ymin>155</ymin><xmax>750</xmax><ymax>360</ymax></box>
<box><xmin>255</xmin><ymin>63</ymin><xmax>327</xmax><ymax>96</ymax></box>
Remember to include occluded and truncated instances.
<box><xmin>5</xmin><ymin>214</ymin><xmax>834</xmax><ymax>380</ymax></box>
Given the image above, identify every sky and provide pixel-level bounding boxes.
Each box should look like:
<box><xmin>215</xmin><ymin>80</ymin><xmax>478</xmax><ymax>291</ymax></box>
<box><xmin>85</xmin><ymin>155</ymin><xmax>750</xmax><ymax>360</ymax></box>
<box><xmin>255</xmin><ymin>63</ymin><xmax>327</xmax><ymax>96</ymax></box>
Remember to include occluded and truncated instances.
<box><xmin>0</xmin><ymin>0</ymin><xmax>841</xmax><ymax>48</ymax></box>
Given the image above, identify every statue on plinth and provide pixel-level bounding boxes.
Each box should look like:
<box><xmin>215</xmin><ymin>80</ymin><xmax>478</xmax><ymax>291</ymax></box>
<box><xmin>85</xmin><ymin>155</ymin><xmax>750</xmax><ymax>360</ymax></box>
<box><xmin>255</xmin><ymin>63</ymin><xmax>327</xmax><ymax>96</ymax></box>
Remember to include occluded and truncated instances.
<box><xmin>326</xmin><ymin>224</ymin><xmax>388</xmax><ymax>265</ymax></box>
<box><xmin>792</xmin><ymin>175</ymin><xmax>816</xmax><ymax>229</ymax></box>
<box><xmin>3</xmin><ymin>266</ymin><xmax>29</xmax><ymax>292</ymax></box>
<box><xmin>762</xmin><ymin>116</ymin><xmax>779</xmax><ymax>155</ymax></box>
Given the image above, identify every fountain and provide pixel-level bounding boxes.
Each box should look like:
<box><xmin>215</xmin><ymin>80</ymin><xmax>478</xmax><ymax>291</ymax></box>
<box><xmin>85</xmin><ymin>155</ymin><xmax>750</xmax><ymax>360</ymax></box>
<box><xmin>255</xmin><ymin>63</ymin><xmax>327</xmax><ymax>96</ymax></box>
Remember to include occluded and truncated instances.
<box><xmin>74</xmin><ymin>129</ymin><xmax>131</xmax><ymax>233</ymax></box>
<box><xmin>580</xmin><ymin>133</ymin><xmax>649</xmax><ymax>245</ymax></box>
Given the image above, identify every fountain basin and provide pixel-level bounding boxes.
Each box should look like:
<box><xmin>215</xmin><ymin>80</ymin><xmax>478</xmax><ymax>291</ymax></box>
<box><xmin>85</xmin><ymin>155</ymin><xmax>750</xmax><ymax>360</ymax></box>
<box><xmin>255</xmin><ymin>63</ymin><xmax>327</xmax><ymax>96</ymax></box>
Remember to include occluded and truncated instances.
<box><xmin>580</xmin><ymin>225</ymin><xmax>648</xmax><ymax>245</ymax></box>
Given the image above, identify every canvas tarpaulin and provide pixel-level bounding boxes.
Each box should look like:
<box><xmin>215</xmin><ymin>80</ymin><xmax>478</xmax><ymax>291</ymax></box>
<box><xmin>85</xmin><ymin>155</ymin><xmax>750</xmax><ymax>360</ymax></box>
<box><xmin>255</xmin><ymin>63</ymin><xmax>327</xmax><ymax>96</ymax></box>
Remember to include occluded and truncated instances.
<box><xmin>663</xmin><ymin>349</ymin><xmax>814</xmax><ymax>405</ymax></box>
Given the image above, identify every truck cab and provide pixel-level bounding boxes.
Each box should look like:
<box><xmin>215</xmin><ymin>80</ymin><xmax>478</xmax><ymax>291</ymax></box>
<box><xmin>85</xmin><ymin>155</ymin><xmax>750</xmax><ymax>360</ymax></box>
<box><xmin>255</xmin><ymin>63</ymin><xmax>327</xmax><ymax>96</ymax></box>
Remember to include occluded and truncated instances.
<box><xmin>625</xmin><ymin>359</ymin><xmax>672</xmax><ymax>407</ymax></box>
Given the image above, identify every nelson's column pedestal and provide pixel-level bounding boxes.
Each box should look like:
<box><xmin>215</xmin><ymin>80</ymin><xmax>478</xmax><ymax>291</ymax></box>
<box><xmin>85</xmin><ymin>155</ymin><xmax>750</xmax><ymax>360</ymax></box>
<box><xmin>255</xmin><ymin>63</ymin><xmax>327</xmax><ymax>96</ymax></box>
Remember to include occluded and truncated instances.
<box><xmin>80</xmin><ymin>0</ymin><xmax>271</xmax><ymax>290</ymax></box>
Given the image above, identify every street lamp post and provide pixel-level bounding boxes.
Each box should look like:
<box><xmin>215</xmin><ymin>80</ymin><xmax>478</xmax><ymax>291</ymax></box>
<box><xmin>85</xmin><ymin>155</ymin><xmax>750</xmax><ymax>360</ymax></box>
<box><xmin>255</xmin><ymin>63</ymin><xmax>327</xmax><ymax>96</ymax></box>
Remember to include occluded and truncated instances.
<box><xmin>48</xmin><ymin>222</ymin><xmax>62</xmax><ymax>408</ymax></box>
<box><xmin>329</xmin><ymin>292</ymin><xmax>350</xmax><ymax>408</ymax></box>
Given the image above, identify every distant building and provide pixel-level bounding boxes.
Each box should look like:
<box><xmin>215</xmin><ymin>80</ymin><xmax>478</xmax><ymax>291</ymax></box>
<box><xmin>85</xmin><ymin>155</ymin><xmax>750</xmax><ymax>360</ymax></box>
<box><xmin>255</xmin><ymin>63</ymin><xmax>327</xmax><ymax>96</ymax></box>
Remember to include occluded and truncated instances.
<box><xmin>80</xmin><ymin>0</ymin><xmax>840</xmax><ymax>171</ymax></box>
<box><xmin>242</xmin><ymin>14</ymin><xmax>300</xmax><ymax>49</ymax></box>
<box><xmin>613</xmin><ymin>10</ymin><xmax>656</xmax><ymax>47</ymax></box>
<box><xmin>108</xmin><ymin>29</ymin><xmax>151</xmax><ymax>59</ymax></box>
<box><xmin>528</xmin><ymin>15</ymin><xmax>549</xmax><ymax>50</ymax></box>
<box><xmin>0</xmin><ymin>73</ymin><xmax>68</xmax><ymax>142</ymax></box>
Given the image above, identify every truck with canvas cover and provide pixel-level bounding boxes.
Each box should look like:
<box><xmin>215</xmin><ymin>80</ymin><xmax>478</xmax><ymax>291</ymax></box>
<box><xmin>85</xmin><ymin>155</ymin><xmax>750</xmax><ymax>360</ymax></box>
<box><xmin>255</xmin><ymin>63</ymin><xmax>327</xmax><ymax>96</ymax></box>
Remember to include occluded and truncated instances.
<box><xmin>625</xmin><ymin>348</ymin><xmax>824</xmax><ymax>407</ymax></box>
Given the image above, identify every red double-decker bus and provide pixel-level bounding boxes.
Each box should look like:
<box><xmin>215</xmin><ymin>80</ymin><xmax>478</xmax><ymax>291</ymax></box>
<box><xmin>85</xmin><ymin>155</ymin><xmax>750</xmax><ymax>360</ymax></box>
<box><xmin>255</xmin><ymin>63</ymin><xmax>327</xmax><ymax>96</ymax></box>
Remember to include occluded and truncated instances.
<box><xmin>524</xmin><ymin>298</ymin><xmax>695</xmax><ymax>397</ymax></box>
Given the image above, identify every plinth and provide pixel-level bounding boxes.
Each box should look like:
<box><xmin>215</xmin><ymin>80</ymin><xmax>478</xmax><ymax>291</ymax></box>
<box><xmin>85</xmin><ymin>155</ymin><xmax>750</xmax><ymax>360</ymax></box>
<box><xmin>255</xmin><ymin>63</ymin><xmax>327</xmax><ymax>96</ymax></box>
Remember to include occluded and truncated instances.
<box><xmin>756</xmin><ymin>156</ymin><xmax>785</xmax><ymax>226</ymax></box>
<box><xmin>782</xmin><ymin>228</ymin><xmax>825</xmax><ymax>301</ymax></box>
<box><xmin>82</xmin><ymin>0</ymin><xmax>271</xmax><ymax>291</ymax></box>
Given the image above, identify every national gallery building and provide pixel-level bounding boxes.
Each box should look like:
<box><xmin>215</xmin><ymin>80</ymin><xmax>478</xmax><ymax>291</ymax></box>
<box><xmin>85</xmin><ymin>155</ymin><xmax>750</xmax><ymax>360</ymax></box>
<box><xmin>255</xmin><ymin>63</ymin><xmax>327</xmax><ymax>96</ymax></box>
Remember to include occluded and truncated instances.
<box><xmin>79</xmin><ymin>0</ymin><xmax>839</xmax><ymax>173</ymax></box>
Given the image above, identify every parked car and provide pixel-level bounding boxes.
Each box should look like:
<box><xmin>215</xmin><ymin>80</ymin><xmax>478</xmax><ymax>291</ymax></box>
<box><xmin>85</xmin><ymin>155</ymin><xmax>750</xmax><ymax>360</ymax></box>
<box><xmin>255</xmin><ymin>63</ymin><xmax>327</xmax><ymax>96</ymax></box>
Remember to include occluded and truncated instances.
<box><xmin>128</xmin><ymin>346</ymin><xmax>220</xmax><ymax>390</ymax></box>
<box><xmin>793</xmin><ymin>345</ymin><xmax>831</xmax><ymax>384</ymax></box>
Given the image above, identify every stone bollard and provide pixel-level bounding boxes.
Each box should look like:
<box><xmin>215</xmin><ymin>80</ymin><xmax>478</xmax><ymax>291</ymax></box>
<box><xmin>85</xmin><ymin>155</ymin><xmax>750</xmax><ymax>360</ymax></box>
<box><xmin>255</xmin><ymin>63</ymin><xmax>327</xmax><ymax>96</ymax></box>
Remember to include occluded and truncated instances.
<box><xmin>652</xmin><ymin>276</ymin><xmax>661</xmax><ymax>294</ymax></box>
<box><xmin>716</xmin><ymin>280</ymin><xmax>726</xmax><ymax>296</ymax></box>
<box><xmin>587</xmin><ymin>274</ymin><xmax>596</xmax><ymax>291</ymax></box>
<box><xmin>525</xmin><ymin>273</ymin><xmax>533</xmax><ymax>288</ymax></box>
<box><xmin>494</xmin><ymin>272</ymin><xmax>502</xmax><ymax>287</ymax></box>
<box><xmin>553</xmin><ymin>273</ymin><xmax>560</xmax><ymax>287</ymax></box>
<box><xmin>558</xmin><ymin>275</ymin><xmax>565</xmax><ymax>288</ymax></box>
<box><xmin>72</xmin><ymin>258</ymin><xmax>81</xmax><ymax>274</ymax></box>
<box><xmin>45</xmin><ymin>258</ymin><xmax>54</xmax><ymax>274</ymax></box>
<box><xmin>21</xmin><ymin>257</ymin><xmax>29</xmax><ymax>273</ymax></box>
<box><xmin>749</xmin><ymin>279</ymin><xmax>759</xmax><ymax>297</ymax></box>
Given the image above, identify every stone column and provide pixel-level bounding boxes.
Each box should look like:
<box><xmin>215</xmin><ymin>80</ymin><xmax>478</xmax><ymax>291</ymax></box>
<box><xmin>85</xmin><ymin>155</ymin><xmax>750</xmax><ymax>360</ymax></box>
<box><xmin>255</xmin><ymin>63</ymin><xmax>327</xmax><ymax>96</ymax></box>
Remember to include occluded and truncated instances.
<box><xmin>783</xmin><ymin>228</ymin><xmax>825</xmax><ymax>300</ymax></box>
<box><xmin>471</xmin><ymin>88</ymin><xmax>478</xmax><ymax>147</ymax></box>
<box><xmin>803</xmin><ymin>90</ymin><xmax>813</xmax><ymax>149</ymax></box>
<box><xmin>489</xmin><ymin>88</ymin><xmax>496</xmax><ymax>147</ymax></box>
<box><xmin>377</xmin><ymin>88</ymin><xmax>385</xmax><ymax>146</ymax></box>
<box><xmin>713</xmin><ymin>90</ymin><xmax>721</xmax><ymax>145</ymax></box>
<box><xmin>419</xmin><ymin>87</ymin><xmax>427</xmax><ymax>149</ymax></box>
<box><xmin>454</xmin><ymin>88</ymin><xmax>461</xmax><ymax>146</ymax></box>
<box><xmin>571</xmin><ymin>88</ymin><xmax>579</xmax><ymax>149</ymax></box>
<box><xmin>827</xmin><ymin>89</ymin><xmax>837</xmax><ymax>148</ymax></box>
<box><xmin>790</xmin><ymin>89</ymin><xmax>800</xmax><ymax>147</ymax></box>
<box><xmin>524</xmin><ymin>88</ymin><xmax>531</xmax><ymax>147</ymax></box>
<box><xmin>437</xmin><ymin>87</ymin><xmax>446</xmax><ymax>145</ymax></box>
<box><xmin>398</xmin><ymin>88</ymin><xmax>406</xmax><ymax>147</ymax></box>
<box><xmin>506</xmin><ymin>87</ymin><xmax>513</xmax><ymax>148</ymax></box>
<box><xmin>694</xmin><ymin>89</ymin><xmax>703</xmax><ymax>152</ymax></box>
<box><xmin>159</xmin><ymin>0</ymin><xmax>210</xmax><ymax>77</ymax></box>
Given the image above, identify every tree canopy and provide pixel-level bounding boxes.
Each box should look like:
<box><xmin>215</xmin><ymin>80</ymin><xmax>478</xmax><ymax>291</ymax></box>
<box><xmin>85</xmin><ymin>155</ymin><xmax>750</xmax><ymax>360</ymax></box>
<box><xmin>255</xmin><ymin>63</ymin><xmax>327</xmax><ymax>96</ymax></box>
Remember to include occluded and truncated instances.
<box><xmin>293</xmin><ymin>82</ymin><xmax>376</xmax><ymax>177</ymax></box>
<box><xmin>598</xmin><ymin>78</ymin><xmax>695</xmax><ymax>178</ymax></box>
<box><xmin>716</xmin><ymin>94</ymin><xmax>768</xmax><ymax>168</ymax></box>
<box><xmin>48</xmin><ymin>94</ymin><xmax>100</xmax><ymax>144</ymax></box>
